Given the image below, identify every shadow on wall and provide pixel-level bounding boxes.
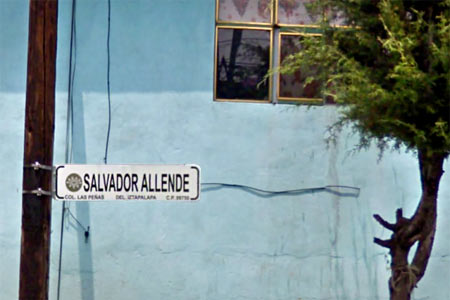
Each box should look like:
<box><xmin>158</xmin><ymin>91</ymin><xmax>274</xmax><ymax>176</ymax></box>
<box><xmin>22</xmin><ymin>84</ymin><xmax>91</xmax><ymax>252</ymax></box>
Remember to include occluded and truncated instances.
<box><xmin>63</xmin><ymin>89</ymin><xmax>95</xmax><ymax>300</ymax></box>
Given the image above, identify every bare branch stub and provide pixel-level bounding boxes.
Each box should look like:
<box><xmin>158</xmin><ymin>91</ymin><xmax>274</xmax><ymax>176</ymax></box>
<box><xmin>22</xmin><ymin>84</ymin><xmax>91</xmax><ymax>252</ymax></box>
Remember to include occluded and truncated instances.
<box><xmin>373</xmin><ymin>214</ymin><xmax>395</xmax><ymax>231</ymax></box>
<box><xmin>373</xmin><ymin>208</ymin><xmax>416</xmax><ymax>251</ymax></box>
<box><xmin>374</xmin><ymin>237</ymin><xmax>392</xmax><ymax>249</ymax></box>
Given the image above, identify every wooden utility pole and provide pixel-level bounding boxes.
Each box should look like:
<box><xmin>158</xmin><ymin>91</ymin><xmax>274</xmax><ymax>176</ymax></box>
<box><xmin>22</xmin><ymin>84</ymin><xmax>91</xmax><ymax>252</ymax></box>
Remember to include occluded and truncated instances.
<box><xmin>20</xmin><ymin>0</ymin><xmax>58</xmax><ymax>299</ymax></box>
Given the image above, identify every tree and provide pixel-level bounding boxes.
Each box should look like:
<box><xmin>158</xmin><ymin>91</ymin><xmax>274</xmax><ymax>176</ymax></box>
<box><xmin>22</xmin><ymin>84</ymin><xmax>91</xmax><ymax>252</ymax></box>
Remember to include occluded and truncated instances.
<box><xmin>279</xmin><ymin>1</ymin><xmax>449</xmax><ymax>299</ymax></box>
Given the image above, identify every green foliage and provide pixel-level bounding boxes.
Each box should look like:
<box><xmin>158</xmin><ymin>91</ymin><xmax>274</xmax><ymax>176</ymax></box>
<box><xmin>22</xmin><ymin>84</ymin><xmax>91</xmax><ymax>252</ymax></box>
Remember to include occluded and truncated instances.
<box><xmin>280</xmin><ymin>0</ymin><xmax>450</xmax><ymax>155</ymax></box>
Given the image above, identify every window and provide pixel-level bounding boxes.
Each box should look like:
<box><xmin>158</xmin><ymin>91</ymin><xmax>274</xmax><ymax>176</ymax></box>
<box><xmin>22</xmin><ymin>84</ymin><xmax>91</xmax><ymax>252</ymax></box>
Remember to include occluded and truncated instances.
<box><xmin>215</xmin><ymin>26</ymin><xmax>272</xmax><ymax>102</ymax></box>
<box><xmin>277</xmin><ymin>32</ymin><xmax>322</xmax><ymax>103</ymax></box>
<box><xmin>214</xmin><ymin>0</ymin><xmax>344</xmax><ymax>104</ymax></box>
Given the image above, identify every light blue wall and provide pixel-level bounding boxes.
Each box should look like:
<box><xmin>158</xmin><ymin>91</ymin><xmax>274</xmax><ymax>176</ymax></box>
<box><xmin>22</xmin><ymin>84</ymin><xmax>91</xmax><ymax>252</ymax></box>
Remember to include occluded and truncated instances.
<box><xmin>1</xmin><ymin>1</ymin><xmax>449</xmax><ymax>300</ymax></box>
<box><xmin>0</xmin><ymin>0</ymin><xmax>28</xmax><ymax>299</ymax></box>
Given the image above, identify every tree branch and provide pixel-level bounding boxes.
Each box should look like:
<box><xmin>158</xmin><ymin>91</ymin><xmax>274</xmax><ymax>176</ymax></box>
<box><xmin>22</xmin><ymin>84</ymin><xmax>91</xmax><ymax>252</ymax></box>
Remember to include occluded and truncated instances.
<box><xmin>374</xmin><ymin>237</ymin><xmax>392</xmax><ymax>248</ymax></box>
<box><xmin>396</xmin><ymin>208</ymin><xmax>406</xmax><ymax>223</ymax></box>
<box><xmin>411</xmin><ymin>221</ymin><xmax>436</xmax><ymax>283</ymax></box>
<box><xmin>407</xmin><ymin>233</ymin><xmax>422</xmax><ymax>247</ymax></box>
<box><xmin>373</xmin><ymin>214</ymin><xmax>395</xmax><ymax>230</ymax></box>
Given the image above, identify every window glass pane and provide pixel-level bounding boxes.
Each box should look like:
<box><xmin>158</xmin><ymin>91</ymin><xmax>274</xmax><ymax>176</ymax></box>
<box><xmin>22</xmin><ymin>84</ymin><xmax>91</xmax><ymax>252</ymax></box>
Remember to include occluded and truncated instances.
<box><xmin>278</xmin><ymin>34</ymin><xmax>321</xmax><ymax>101</ymax></box>
<box><xmin>277</xmin><ymin>0</ymin><xmax>346</xmax><ymax>27</ymax></box>
<box><xmin>277</xmin><ymin>0</ymin><xmax>317</xmax><ymax>26</ymax></box>
<box><xmin>216</xmin><ymin>28</ymin><xmax>271</xmax><ymax>101</ymax></box>
<box><xmin>327</xmin><ymin>7</ymin><xmax>346</xmax><ymax>26</ymax></box>
<box><xmin>217</xmin><ymin>0</ymin><xmax>272</xmax><ymax>24</ymax></box>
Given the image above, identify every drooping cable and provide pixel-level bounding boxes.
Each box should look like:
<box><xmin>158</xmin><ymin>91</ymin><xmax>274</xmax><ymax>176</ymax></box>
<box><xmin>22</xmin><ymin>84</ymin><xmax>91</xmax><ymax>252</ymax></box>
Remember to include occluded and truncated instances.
<box><xmin>104</xmin><ymin>0</ymin><xmax>112</xmax><ymax>164</ymax></box>
<box><xmin>201</xmin><ymin>183</ymin><xmax>360</xmax><ymax>197</ymax></box>
<box><xmin>65</xmin><ymin>207</ymin><xmax>89</xmax><ymax>232</ymax></box>
<box><xmin>57</xmin><ymin>0</ymin><xmax>77</xmax><ymax>298</ymax></box>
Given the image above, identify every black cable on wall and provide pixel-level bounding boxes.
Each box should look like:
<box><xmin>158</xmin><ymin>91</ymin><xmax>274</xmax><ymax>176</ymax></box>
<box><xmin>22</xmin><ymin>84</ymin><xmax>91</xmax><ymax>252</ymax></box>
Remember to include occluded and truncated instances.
<box><xmin>57</xmin><ymin>0</ymin><xmax>77</xmax><ymax>298</ymax></box>
<box><xmin>104</xmin><ymin>0</ymin><xmax>112</xmax><ymax>164</ymax></box>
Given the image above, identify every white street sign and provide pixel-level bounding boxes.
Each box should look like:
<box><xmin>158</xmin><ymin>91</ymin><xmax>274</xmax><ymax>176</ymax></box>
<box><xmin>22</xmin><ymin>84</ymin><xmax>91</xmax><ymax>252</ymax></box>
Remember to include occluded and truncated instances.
<box><xmin>55</xmin><ymin>164</ymin><xmax>200</xmax><ymax>201</ymax></box>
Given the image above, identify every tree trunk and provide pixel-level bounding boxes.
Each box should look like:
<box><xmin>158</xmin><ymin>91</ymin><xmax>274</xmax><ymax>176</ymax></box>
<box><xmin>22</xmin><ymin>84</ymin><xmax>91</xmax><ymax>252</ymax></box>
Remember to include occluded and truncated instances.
<box><xmin>374</xmin><ymin>150</ymin><xmax>446</xmax><ymax>300</ymax></box>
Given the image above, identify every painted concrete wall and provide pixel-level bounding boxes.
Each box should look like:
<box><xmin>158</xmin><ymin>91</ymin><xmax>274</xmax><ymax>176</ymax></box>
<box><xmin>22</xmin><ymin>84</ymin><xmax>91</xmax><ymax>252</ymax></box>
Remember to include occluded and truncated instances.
<box><xmin>0</xmin><ymin>0</ymin><xmax>29</xmax><ymax>299</ymax></box>
<box><xmin>1</xmin><ymin>1</ymin><xmax>449</xmax><ymax>300</ymax></box>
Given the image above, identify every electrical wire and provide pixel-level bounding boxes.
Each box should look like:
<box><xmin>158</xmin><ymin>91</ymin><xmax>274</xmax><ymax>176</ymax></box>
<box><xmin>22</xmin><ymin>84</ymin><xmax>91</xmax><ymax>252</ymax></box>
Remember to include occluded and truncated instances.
<box><xmin>66</xmin><ymin>208</ymin><xmax>89</xmax><ymax>232</ymax></box>
<box><xmin>104</xmin><ymin>0</ymin><xmax>112</xmax><ymax>164</ymax></box>
<box><xmin>57</xmin><ymin>0</ymin><xmax>77</xmax><ymax>299</ymax></box>
<box><xmin>201</xmin><ymin>183</ymin><xmax>360</xmax><ymax>197</ymax></box>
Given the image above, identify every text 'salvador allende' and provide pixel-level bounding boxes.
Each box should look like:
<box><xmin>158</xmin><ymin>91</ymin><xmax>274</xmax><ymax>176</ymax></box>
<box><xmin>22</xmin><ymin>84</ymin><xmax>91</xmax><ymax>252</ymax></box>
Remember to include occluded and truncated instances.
<box><xmin>83</xmin><ymin>173</ymin><xmax>190</xmax><ymax>193</ymax></box>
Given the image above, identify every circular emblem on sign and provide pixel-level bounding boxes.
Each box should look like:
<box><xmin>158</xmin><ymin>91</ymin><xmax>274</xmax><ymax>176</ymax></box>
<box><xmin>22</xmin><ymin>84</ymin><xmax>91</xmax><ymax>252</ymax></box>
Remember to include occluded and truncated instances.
<box><xmin>65</xmin><ymin>173</ymin><xmax>83</xmax><ymax>192</ymax></box>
